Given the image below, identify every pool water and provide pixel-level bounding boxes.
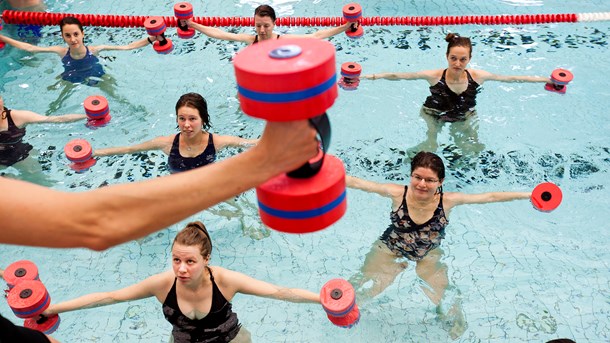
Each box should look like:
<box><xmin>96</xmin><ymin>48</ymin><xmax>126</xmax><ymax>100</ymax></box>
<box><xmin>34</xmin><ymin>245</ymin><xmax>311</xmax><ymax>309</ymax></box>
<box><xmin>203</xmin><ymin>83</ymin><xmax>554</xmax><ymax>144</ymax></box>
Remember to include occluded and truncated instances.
<box><xmin>1</xmin><ymin>0</ymin><xmax>609</xmax><ymax>342</ymax></box>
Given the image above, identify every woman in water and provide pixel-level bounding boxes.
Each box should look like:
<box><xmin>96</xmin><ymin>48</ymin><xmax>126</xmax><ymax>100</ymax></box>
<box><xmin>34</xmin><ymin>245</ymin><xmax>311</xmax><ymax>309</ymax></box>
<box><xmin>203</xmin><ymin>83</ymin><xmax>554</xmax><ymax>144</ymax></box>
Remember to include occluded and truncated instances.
<box><xmin>41</xmin><ymin>221</ymin><xmax>321</xmax><ymax>342</ymax></box>
<box><xmin>364</xmin><ymin>33</ymin><xmax>557</xmax><ymax>163</ymax></box>
<box><xmin>347</xmin><ymin>151</ymin><xmax>533</xmax><ymax>338</ymax></box>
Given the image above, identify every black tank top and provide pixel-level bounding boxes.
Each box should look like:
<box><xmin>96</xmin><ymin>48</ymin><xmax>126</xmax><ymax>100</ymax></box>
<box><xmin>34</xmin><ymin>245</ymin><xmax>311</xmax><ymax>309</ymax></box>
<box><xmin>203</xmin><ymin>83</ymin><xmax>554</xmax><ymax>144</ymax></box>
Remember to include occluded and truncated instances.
<box><xmin>162</xmin><ymin>267</ymin><xmax>240</xmax><ymax>343</ymax></box>
<box><xmin>168</xmin><ymin>133</ymin><xmax>216</xmax><ymax>173</ymax></box>
<box><xmin>252</xmin><ymin>34</ymin><xmax>280</xmax><ymax>44</ymax></box>
<box><xmin>0</xmin><ymin>107</ymin><xmax>33</xmax><ymax>166</ymax></box>
<box><xmin>423</xmin><ymin>69</ymin><xmax>480</xmax><ymax>121</ymax></box>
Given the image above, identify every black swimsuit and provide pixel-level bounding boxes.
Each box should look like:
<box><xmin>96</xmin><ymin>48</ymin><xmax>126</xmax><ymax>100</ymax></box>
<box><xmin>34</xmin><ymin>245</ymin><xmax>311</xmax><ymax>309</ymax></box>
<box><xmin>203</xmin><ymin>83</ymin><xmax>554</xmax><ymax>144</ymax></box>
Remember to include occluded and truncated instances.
<box><xmin>252</xmin><ymin>34</ymin><xmax>280</xmax><ymax>44</ymax></box>
<box><xmin>168</xmin><ymin>133</ymin><xmax>216</xmax><ymax>173</ymax></box>
<box><xmin>0</xmin><ymin>107</ymin><xmax>33</xmax><ymax>166</ymax></box>
<box><xmin>380</xmin><ymin>186</ymin><xmax>449</xmax><ymax>261</ymax></box>
<box><xmin>162</xmin><ymin>267</ymin><xmax>241</xmax><ymax>343</ymax></box>
<box><xmin>423</xmin><ymin>69</ymin><xmax>480</xmax><ymax>122</ymax></box>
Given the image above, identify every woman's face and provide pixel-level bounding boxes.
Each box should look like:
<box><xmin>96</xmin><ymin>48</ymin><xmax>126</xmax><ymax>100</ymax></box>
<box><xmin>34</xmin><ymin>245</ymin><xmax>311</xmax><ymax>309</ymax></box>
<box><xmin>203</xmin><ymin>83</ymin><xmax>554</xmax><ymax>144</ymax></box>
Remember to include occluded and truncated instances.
<box><xmin>171</xmin><ymin>243</ymin><xmax>207</xmax><ymax>284</ymax></box>
<box><xmin>176</xmin><ymin>105</ymin><xmax>203</xmax><ymax>137</ymax></box>
<box><xmin>254</xmin><ymin>15</ymin><xmax>275</xmax><ymax>40</ymax></box>
<box><xmin>446</xmin><ymin>46</ymin><xmax>471</xmax><ymax>73</ymax></box>
<box><xmin>61</xmin><ymin>24</ymin><xmax>85</xmax><ymax>49</ymax></box>
<box><xmin>409</xmin><ymin>167</ymin><xmax>442</xmax><ymax>198</ymax></box>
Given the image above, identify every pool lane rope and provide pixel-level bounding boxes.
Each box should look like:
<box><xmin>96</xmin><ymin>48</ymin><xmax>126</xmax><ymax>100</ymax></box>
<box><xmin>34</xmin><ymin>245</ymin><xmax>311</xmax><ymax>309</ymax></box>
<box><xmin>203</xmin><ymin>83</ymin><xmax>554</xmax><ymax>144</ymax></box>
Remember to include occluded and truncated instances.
<box><xmin>2</xmin><ymin>10</ymin><xmax>610</xmax><ymax>28</ymax></box>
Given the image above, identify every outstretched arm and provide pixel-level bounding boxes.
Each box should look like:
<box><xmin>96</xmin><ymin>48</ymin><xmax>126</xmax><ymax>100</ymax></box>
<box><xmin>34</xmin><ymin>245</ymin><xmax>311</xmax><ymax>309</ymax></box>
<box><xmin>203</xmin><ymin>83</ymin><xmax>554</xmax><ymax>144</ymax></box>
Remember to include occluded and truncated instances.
<box><xmin>0</xmin><ymin>33</ymin><xmax>64</xmax><ymax>56</ymax></box>
<box><xmin>443</xmin><ymin>191</ymin><xmax>531</xmax><ymax>212</ymax></box>
<box><xmin>214</xmin><ymin>134</ymin><xmax>259</xmax><ymax>150</ymax></box>
<box><xmin>41</xmin><ymin>272</ymin><xmax>167</xmax><ymax>316</ymax></box>
<box><xmin>219</xmin><ymin>267</ymin><xmax>320</xmax><ymax>303</ymax></box>
<box><xmin>10</xmin><ymin>109</ymin><xmax>86</xmax><ymax>127</ymax></box>
<box><xmin>93</xmin><ymin>136</ymin><xmax>171</xmax><ymax>157</ymax></box>
<box><xmin>187</xmin><ymin>20</ymin><xmax>254</xmax><ymax>43</ymax></box>
<box><xmin>0</xmin><ymin>120</ymin><xmax>318</xmax><ymax>250</ymax></box>
<box><xmin>346</xmin><ymin>175</ymin><xmax>403</xmax><ymax>199</ymax></box>
<box><xmin>284</xmin><ymin>22</ymin><xmax>352</xmax><ymax>40</ymax></box>
<box><xmin>362</xmin><ymin>69</ymin><xmax>439</xmax><ymax>83</ymax></box>
<box><xmin>474</xmin><ymin>69</ymin><xmax>551</xmax><ymax>84</ymax></box>
<box><xmin>91</xmin><ymin>35</ymin><xmax>154</xmax><ymax>53</ymax></box>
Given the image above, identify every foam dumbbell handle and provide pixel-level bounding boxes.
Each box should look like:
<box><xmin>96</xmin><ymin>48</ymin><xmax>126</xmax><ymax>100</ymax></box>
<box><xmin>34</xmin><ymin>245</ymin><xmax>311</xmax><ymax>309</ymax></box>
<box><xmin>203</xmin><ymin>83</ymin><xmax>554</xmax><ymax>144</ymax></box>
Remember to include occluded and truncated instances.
<box><xmin>286</xmin><ymin>113</ymin><xmax>330</xmax><ymax>179</ymax></box>
<box><xmin>24</xmin><ymin>314</ymin><xmax>61</xmax><ymax>335</ymax></box>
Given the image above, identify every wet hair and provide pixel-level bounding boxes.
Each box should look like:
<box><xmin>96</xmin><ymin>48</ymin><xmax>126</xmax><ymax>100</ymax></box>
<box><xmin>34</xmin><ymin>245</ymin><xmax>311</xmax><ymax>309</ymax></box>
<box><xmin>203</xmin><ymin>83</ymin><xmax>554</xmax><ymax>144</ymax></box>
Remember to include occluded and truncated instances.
<box><xmin>59</xmin><ymin>16</ymin><xmax>84</xmax><ymax>34</ymax></box>
<box><xmin>254</xmin><ymin>5</ymin><xmax>277</xmax><ymax>22</ymax></box>
<box><xmin>411</xmin><ymin>151</ymin><xmax>445</xmax><ymax>180</ymax></box>
<box><xmin>173</xmin><ymin>221</ymin><xmax>213</xmax><ymax>258</ymax></box>
<box><xmin>175</xmin><ymin>93</ymin><xmax>211</xmax><ymax>130</ymax></box>
<box><xmin>445</xmin><ymin>33</ymin><xmax>472</xmax><ymax>58</ymax></box>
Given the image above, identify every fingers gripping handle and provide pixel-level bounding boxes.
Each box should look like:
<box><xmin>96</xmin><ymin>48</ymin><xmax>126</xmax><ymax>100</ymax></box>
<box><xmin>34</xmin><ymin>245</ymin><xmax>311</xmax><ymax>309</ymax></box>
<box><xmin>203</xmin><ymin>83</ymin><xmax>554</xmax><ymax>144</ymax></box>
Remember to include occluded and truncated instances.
<box><xmin>287</xmin><ymin>113</ymin><xmax>331</xmax><ymax>178</ymax></box>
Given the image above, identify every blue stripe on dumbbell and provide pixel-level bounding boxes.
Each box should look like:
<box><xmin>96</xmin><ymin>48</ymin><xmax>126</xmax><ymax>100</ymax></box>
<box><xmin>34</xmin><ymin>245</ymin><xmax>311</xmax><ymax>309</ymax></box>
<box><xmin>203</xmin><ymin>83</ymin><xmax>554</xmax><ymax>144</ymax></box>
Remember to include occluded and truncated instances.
<box><xmin>258</xmin><ymin>191</ymin><xmax>345</xmax><ymax>219</ymax></box>
<box><xmin>238</xmin><ymin>73</ymin><xmax>336</xmax><ymax>103</ymax></box>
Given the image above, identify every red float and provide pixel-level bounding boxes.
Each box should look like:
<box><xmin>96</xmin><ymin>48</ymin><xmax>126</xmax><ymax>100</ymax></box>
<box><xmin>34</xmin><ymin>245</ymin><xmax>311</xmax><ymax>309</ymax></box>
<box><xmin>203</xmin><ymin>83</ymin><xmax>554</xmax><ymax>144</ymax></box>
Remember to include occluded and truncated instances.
<box><xmin>24</xmin><ymin>314</ymin><xmax>61</xmax><ymax>335</ymax></box>
<box><xmin>175</xmin><ymin>2</ymin><xmax>196</xmax><ymax>39</ymax></box>
<box><xmin>338</xmin><ymin>62</ymin><xmax>361</xmax><ymax>90</ymax></box>
<box><xmin>84</xmin><ymin>95</ymin><xmax>111</xmax><ymax>127</ymax></box>
<box><xmin>320</xmin><ymin>278</ymin><xmax>360</xmax><ymax>328</ymax></box>
<box><xmin>343</xmin><ymin>3</ymin><xmax>364</xmax><ymax>38</ymax></box>
<box><xmin>234</xmin><ymin>38</ymin><xmax>337</xmax><ymax>121</ymax></box>
<box><xmin>545</xmin><ymin>68</ymin><xmax>573</xmax><ymax>94</ymax></box>
<box><xmin>3</xmin><ymin>260</ymin><xmax>39</xmax><ymax>289</ymax></box>
<box><xmin>7</xmin><ymin>280</ymin><xmax>51</xmax><ymax>318</ymax></box>
<box><xmin>144</xmin><ymin>16</ymin><xmax>174</xmax><ymax>54</ymax></box>
<box><xmin>64</xmin><ymin>139</ymin><xmax>96</xmax><ymax>172</ymax></box>
<box><xmin>531</xmin><ymin>182</ymin><xmax>562</xmax><ymax>212</ymax></box>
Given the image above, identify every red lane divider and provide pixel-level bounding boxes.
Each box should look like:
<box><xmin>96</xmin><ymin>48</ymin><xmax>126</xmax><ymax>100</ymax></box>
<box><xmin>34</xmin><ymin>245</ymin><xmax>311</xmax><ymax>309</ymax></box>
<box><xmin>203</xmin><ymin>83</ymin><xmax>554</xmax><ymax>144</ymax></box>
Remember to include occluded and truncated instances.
<box><xmin>1</xmin><ymin>10</ymin><xmax>582</xmax><ymax>28</ymax></box>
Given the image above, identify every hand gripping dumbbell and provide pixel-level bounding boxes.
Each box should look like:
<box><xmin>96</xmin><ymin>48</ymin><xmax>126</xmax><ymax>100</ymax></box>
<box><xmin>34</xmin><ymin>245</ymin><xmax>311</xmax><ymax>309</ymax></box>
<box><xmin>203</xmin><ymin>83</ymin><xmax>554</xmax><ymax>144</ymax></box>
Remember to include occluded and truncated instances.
<box><xmin>84</xmin><ymin>95</ymin><xmax>111</xmax><ymax>127</ymax></box>
<box><xmin>174</xmin><ymin>2</ymin><xmax>196</xmax><ymax>39</ymax></box>
<box><xmin>233</xmin><ymin>38</ymin><xmax>347</xmax><ymax>234</ymax></box>
<box><xmin>320</xmin><ymin>278</ymin><xmax>360</xmax><ymax>328</ymax></box>
<box><xmin>338</xmin><ymin>62</ymin><xmax>362</xmax><ymax>90</ymax></box>
<box><xmin>4</xmin><ymin>261</ymin><xmax>60</xmax><ymax>335</ymax></box>
<box><xmin>342</xmin><ymin>3</ymin><xmax>364</xmax><ymax>39</ymax></box>
<box><xmin>64</xmin><ymin>138</ymin><xmax>96</xmax><ymax>173</ymax></box>
<box><xmin>544</xmin><ymin>68</ymin><xmax>573</xmax><ymax>94</ymax></box>
<box><xmin>144</xmin><ymin>16</ymin><xmax>174</xmax><ymax>54</ymax></box>
<box><xmin>531</xmin><ymin>182</ymin><xmax>562</xmax><ymax>212</ymax></box>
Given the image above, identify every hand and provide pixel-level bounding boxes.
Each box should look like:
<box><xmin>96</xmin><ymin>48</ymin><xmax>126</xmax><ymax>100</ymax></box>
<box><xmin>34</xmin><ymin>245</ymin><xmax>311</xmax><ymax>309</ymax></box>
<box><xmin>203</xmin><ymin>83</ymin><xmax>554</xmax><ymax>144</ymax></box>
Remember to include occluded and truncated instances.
<box><xmin>185</xmin><ymin>19</ymin><xmax>194</xmax><ymax>28</ymax></box>
<box><xmin>255</xmin><ymin>120</ymin><xmax>318</xmax><ymax>175</ymax></box>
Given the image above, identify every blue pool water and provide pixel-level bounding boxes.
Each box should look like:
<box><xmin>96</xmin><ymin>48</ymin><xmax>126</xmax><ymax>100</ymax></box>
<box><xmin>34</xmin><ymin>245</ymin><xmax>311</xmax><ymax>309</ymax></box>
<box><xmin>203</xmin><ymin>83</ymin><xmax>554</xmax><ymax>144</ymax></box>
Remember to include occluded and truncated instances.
<box><xmin>1</xmin><ymin>0</ymin><xmax>609</xmax><ymax>342</ymax></box>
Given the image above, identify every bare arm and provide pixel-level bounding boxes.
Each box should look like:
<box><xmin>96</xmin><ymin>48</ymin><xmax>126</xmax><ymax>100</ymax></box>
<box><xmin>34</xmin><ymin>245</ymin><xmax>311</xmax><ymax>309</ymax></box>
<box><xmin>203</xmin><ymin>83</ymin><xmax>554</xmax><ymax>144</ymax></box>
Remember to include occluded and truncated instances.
<box><xmin>93</xmin><ymin>136</ymin><xmax>170</xmax><ymax>157</ymax></box>
<box><xmin>443</xmin><ymin>191</ymin><xmax>531</xmax><ymax>212</ymax></box>
<box><xmin>187</xmin><ymin>20</ymin><xmax>254</xmax><ymax>43</ymax></box>
<box><xmin>90</xmin><ymin>36</ymin><xmax>153</xmax><ymax>54</ymax></box>
<box><xmin>362</xmin><ymin>69</ymin><xmax>439</xmax><ymax>83</ymax></box>
<box><xmin>473</xmin><ymin>69</ymin><xmax>551</xmax><ymax>84</ymax></box>
<box><xmin>284</xmin><ymin>22</ymin><xmax>352</xmax><ymax>40</ymax></box>
<box><xmin>219</xmin><ymin>267</ymin><xmax>320</xmax><ymax>303</ymax></box>
<box><xmin>42</xmin><ymin>272</ymin><xmax>167</xmax><ymax>316</ymax></box>
<box><xmin>346</xmin><ymin>175</ymin><xmax>403</xmax><ymax>199</ymax></box>
<box><xmin>10</xmin><ymin>110</ymin><xmax>87</xmax><ymax>127</ymax></box>
<box><xmin>0</xmin><ymin>120</ymin><xmax>317</xmax><ymax>250</ymax></box>
<box><xmin>214</xmin><ymin>134</ymin><xmax>259</xmax><ymax>150</ymax></box>
<box><xmin>0</xmin><ymin>33</ymin><xmax>65</xmax><ymax>56</ymax></box>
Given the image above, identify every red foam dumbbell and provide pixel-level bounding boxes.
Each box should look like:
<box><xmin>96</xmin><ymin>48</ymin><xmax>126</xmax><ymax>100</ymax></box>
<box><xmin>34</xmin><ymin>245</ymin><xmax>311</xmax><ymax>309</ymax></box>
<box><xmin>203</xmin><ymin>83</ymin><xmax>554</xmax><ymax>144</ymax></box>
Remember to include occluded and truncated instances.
<box><xmin>343</xmin><ymin>3</ymin><xmax>364</xmax><ymax>39</ymax></box>
<box><xmin>144</xmin><ymin>16</ymin><xmax>174</xmax><ymax>54</ymax></box>
<box><xmin>64</xmin><ymin>139</ymin><xmax>96</xmax><ymax>173</ymax></box>
<box><xmin>531</xmin><ymin>182</ymin><xmax>562</xmax><ymax>212</ymax></box>
<box><xmin>3</xmin><ymin>260</ymin><xmax>39</xmax><ymax>290</ymax></box>
<box><xmin>174</xmin><ymin>2</ymin><xmax>196</xmax><ymax>39</ymax></box>
<box><xmin>320</xmin><ymin>279</ymin><xmax>360</xmax><ymax>328</ymax></box>
<box><xmin>84</xmin><ymin>95</ymin><xmax>111</xmax><ymax>127</ymax></box>
<box><xmin>233</xmin><ymin>39</ymin><xmax>346</xmax><ymax>234</ymax></box>
<box><xmin>338</xmin><ymin>62</ymin><xmax>362</xmax><ymax>90</ymax></box>
<box><xmin>544</xmin><ymin>68</ymin><xmax>573</xmax><ymax>94</ymax></box>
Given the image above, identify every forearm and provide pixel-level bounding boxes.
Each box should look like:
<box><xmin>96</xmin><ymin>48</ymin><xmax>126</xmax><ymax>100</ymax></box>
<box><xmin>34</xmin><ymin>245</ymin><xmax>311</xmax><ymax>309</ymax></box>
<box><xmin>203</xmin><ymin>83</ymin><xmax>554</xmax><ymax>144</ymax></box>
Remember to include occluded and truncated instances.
<box><xmin>0</xmin><ymin>146</ymin><xmax>278</xmax><ymax>250</ymax></box>
<box><xmin>51</xmin><ymin>114</ymin><xmax>87</xmax><ymax>123</ymax></box>
<box><xmin>0</xmin><ymin>34</ymin><xmax>33</xmax><ymax>51</ymax></box>
<box><xmin>312</xmin><ymin>23</ymin><xmax>349</xmax><ymax>39</ymax></box>
<box><xmin>93</xmin><ymin>146</ymin><xmax>137</xmax><ymax>157</ymax></box>
<box><xmin>46</xmin><ymin>292</ymin><xmax>117</xmax><ymax>315</ymax></box>
<box><xmin>488</xmin><ymin>192</ymin><xmax>531</xmax><ymax>202</ymax></box>
<box><xmin>265</xmin><ymin>287</ymin><xmax>320</xmax><ymax>304</ymax></box>
<box><xmin>364</xmin><ymin>72</ymin><xmax>410</xmax><ymax>81</ymax></box>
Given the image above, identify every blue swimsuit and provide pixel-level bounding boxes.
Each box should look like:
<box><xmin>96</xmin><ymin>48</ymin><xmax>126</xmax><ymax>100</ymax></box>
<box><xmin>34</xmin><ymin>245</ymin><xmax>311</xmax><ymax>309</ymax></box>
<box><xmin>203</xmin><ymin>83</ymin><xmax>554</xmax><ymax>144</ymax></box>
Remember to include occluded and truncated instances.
<box><xmin>60</xmin><ymin>47</ymin><xmax>105</xmax><ymax>84</ymax></box>
<box><xmin>168</xmin><ymin>133</ymin><xmax>216</xmax><ymax>173</ymax></box>
<box><xmin>423</xmin><ymin>69</ymin><xmax>480</xmax><ymax>122</ymax></box>
<box><xmin>162</xmin><ymin>267</ymin><xmax>241</xmax><ymax>342</ymax></box>
<box><xmin>0</xmin><ymin>107</ymin><xmax>33</xmax><ymax>166</ymax></box>
<box><xmin>380</xmin><ymin>186</ymin><xmax>449</xmax><ymax>261</ymax></box>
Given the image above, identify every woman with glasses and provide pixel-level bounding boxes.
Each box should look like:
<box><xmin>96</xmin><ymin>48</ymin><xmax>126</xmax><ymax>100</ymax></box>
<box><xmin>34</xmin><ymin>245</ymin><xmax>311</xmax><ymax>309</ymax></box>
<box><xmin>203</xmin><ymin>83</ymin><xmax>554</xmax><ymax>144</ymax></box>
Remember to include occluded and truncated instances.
<box><xmin>346</xmin><ymin>151</ymin><xmax>530</xmax><ymax>338</ymax></box>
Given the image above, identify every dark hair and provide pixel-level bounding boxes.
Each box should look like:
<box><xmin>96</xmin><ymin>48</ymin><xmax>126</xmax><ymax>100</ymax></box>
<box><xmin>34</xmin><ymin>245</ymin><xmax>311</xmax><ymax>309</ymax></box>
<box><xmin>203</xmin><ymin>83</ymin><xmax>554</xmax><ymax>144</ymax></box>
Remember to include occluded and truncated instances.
<box><xmin>173</xmin><ymin>221</ymin><xmax>213</xmax><ymax>258</ymax></box>
<box><xmin>445</xmin><ymin>33</ymin><xmax>472</xmax><ymax>58</ymax></box>
<box><xmin>175</xmin><ymin>93</ymin><xmax>211</xmax><ymax>130</ymax></box>
<box><xmin>254</xmin><ymin>5</ymin><xmax>277</xmax><ymax>22</ymax></box>
<box><xmin>59</xmin><ymin>16</ymin><xmax>84</xmax><ymax>33</ymax></box>
<box><xmin>411</xmin><ymin>151</ymin><xmax>445</xmax><ymax>180</ymax></box>
<box><xmin>545</xmin><ymin>340</ymin><xmax>576</xmax><ymax>343</ymax></box>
